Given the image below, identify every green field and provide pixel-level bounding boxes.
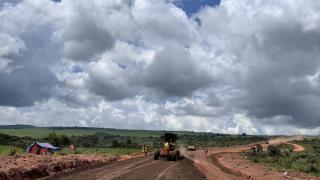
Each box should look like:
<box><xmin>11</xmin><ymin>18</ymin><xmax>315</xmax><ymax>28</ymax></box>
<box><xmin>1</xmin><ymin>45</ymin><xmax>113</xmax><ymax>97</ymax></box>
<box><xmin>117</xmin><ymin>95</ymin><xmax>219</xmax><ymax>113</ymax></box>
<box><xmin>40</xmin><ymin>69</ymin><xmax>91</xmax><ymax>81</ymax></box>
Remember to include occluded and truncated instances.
<box><xmin>59</xmin><ymin>147</ymin><xmax>143</xmax><ymax>156</ymax></box>
<box><xmin>0</xmin><ymin>145</ymin><xmax>142</xmax><ymax>156</ymax></box>
<box><xmin>0</xmin><ymin>127</ymin><xmax>196</xmax><ymax>139</ymax></box>
<box><xmin>0</xmin><ymin>145</ymin><xmax>24</xmax><ymax>155</ymax></box>
<box><xmin>0</xmin><ymin>125</ymin><xmax>268</xmax><ymax>157</ymax></box>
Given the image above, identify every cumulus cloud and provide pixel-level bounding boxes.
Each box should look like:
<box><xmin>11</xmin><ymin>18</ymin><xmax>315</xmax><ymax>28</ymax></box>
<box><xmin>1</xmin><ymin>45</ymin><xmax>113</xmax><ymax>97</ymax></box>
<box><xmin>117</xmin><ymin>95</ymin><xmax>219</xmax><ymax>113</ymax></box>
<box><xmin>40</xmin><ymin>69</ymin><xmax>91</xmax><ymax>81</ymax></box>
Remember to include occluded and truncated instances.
<box><xmin>143</xmin><ymin>44</ymin><xmax>212</xmax><ymax>97</ymax></box>
<box><xmin>195</xmin><ymin>0</ymin><xmax>320</xmax><ymax>128</ymax></box>
<box><xmin>61</xmin><ymin>1</ymin><xmax>115</xmax><ymax>61</ymax></box>
<box><xmin>0</xmin><ymin>0</ymin><xmax>58</xmax><ymax>106</ymax></box>
<box><xmin>1</xmin><ymin>0</ymin><xmax>320</xmax><ymax>135</ymax></box>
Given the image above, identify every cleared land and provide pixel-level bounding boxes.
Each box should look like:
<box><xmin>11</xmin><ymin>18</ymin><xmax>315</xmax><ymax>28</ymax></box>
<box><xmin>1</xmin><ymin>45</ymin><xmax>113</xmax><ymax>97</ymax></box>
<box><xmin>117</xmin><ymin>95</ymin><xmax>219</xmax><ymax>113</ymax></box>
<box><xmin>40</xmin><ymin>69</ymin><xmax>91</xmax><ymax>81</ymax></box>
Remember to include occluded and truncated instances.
<box><xmin>46</xmin><ymin>136</ymin><xmax>318</xmax><ymax>180</ymax></box>
<box><xmin>1</xmin><ymin>126</ymin><xmax>317</xmax><ymax>179</ymax></box>
<box><xmin>190</xmin><ymin>136</ymin><xmax>318</xmax><ymax>180</ymax></box>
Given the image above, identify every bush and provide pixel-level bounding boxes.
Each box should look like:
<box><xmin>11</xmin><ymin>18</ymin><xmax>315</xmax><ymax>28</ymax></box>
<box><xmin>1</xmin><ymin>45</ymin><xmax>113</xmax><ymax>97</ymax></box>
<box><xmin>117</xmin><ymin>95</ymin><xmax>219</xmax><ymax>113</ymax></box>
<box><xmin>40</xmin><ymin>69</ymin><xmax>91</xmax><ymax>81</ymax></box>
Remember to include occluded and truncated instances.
<box><xmin>74</xmin><ymin>150</ymin><xmax>81</xmax><ymax>154</ymax></box>
<box><xmin>9</xmin><ymin>148</ymin><xmax>18</xmax><ymax>156</ymax></box>
<box><xmin>267</xmin><ymin>145</ymin><xmax>280</xmax><ymax>156</ymax></box>
<box><xmin>58</xmin><ymin>152</ymin><xmax>67</xmax><ymax>156</ymax></box>
<box><xmin>307</xmin><ymin>154</ymin><xmax>318</xmax><ymax>164</ymax></box>
<box><xmin>60</xmin><ymin>135</ymin><xmax>71</xmax><ymax>147</ymax></box>
<box><xmin>112</xmin><ymin>140</ymin><xmax>119</xmax><ymax>148</ymax></box>
<box><xmin>299</xmin><ymin>153</ymin><xmax>307</xmax><ymax>158</ymax></box>
<box><xmin>253</xmin><ymin>157</ymin><xmax>260</xmax><ymax>163</ymax></box>
<box><xmin>256</xmin><ymin>144</ymin><xmax>263</xmax><ymax>152</ymax></box>
<box><xmin>45</xmin><ymin>132</ymin><xmax>71</xmax><ymax>147</ymax></box>
<box><xmin>283</xmin><ymin>150</ymin><xmax>290</xmax><ymax>157</ymax></box>
<box><xmin>304</xmin><ymin>164</ymin><xmax>320</xmax><ymax>173</ymax></box>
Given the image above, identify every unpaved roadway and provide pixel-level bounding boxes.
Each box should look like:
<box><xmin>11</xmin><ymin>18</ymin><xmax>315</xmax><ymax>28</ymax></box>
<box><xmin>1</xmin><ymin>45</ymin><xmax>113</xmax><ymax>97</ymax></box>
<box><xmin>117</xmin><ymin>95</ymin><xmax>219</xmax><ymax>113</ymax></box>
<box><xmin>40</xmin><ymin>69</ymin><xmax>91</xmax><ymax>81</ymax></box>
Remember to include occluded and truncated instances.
<box><xmin>185</xmin><ymin>136</ymin><xmax>318</xmax><ymax>180</ymax></box>
<box><xmin>53</xmin><ymin>156</ymin><xmax>206</xmax><ymax>180</ymax></box>
<box><xmin>51</xmin><ymin>136</ymin><xmax>313</xmax><ymax>180</ymax></box>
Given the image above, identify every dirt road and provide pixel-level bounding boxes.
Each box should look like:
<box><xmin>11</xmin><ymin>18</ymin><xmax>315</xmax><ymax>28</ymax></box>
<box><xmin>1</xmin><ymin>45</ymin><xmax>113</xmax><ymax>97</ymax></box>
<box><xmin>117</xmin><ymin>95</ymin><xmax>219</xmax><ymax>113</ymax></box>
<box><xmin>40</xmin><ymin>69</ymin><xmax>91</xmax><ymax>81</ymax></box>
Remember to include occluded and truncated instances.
<box><xmin>51</xmin><ymin>156</ymin><xmax>206</xmax><ymax>180</ymax></box>
<box><xmin>184</xmin><ymin>136</ymin><xmax>309</xmax><ymax>180</ymax></box>
<box><xmin>50</xmin><ymin>136</ymin><xmax>311</xmax><ymax>180</ymax></box>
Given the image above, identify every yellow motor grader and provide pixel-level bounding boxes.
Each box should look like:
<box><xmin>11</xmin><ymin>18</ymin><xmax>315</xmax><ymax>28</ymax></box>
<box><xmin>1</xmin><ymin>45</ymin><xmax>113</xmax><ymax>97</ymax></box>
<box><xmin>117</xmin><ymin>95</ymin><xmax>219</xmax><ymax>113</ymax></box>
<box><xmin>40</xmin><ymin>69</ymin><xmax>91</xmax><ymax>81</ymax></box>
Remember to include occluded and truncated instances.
<box><xmin>154</xmin><ymin>133</ymin><xmax>180</xmax><ymax>161</ymax></box>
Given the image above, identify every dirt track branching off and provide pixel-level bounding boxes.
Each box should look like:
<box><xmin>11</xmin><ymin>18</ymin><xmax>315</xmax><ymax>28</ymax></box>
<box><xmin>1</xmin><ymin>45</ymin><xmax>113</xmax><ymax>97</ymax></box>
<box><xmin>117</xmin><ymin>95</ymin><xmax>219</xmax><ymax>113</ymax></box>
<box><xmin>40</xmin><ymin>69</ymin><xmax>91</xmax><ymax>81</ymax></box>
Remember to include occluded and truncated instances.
<box><xmin>2</xmin><ymin>136</ymin><xmax>318</xmax><ymax>180</ymax></box>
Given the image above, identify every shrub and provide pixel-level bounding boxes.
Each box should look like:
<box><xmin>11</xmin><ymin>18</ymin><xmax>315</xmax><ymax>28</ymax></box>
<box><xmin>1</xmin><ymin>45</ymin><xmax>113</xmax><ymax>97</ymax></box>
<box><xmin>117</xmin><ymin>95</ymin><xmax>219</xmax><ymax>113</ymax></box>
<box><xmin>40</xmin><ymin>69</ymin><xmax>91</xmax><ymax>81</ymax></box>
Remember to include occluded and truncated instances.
<box><xmin>256</xmin><ymin>144</ymin><xmax>263</xmax><ymax>152</ymax></box>
<box><xmin>253</xmin><ymin>157</ymin><xmax>260</xmax><ymax>163</ymax></box>
<box><xmin>111</xmin><ymin>140</ymin><xmax>119</xmax><ymax>147</ymax></box>
<box><xmin>45</xmin><ymin>132</ymin><xmax>71</xmax><ymax>147</ymax></box>
<box><xmin>250</xmin><ymin>147</ymin><xmax>257</xmax><ymax>157</ymax></box>
<box><xmin>9</xmin><ymin>148</ymin><xmax>18</xmax><ymax>156</ymax></box>
<box><xmin>267</xmin><ymin>145</ymin><xmax>280</xmax><ymax>156</ymax></box>
<box><xmin>299</xmin><ymin>153</ymin><xmax>307</xmax><ymax>158</ymax></box>
<box><xmin>303</xmin><ymin>164</ymin><xmax>320</xmax><ymax>173</ymax></box>
<box><xmin>307</xmin><ymin>154</ymin><xmax>318</xmax><ymax>164</ymax></box>
<box><xmin>282</xmin><ymin>150</ymin><xmax>290</xmax><ymax>157</ymax></box>
<box><xmin>57</xmin><ymin>151</ymin><xmax>67</xmax><ymax>156</ymax></box>
<box><xmin>251</xmin><ymin>146</ymin><xmax>257</xmax><ymax>152</ymax></box>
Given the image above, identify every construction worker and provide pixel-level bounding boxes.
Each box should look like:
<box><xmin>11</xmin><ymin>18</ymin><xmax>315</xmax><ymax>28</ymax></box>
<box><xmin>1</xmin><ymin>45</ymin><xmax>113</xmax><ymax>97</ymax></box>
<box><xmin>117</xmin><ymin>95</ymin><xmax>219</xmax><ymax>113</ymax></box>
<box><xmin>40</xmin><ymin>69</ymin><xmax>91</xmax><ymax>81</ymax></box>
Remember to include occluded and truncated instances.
<box><xmin>204</xmin><ymin>147</ymin><xmax>208</xmax><ymax>155</ymax></box>
<box><xmin>142</xmin><ymin>144</ymin><xmax>148</xmax><ymax>157</ymax></box>
<box><xmin>164</xmin><ymin>142</ymin><xmax>169</xmax><ymax>152</ymax></box>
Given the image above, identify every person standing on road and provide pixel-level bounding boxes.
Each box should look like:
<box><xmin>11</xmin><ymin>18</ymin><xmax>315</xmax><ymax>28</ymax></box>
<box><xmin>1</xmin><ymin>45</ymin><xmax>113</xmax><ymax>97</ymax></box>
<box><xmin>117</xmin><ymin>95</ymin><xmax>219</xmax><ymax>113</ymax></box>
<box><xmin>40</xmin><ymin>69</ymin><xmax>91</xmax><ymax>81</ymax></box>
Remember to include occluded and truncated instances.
<box><xmin>142</xmin><ymin>144</ymin><xmax>148</xmax><ymax>157</ymax></box>
<box><xmin>204</xmin><ymin>147</ymin><xmax>208</xmax><ymax>155</ymax></box>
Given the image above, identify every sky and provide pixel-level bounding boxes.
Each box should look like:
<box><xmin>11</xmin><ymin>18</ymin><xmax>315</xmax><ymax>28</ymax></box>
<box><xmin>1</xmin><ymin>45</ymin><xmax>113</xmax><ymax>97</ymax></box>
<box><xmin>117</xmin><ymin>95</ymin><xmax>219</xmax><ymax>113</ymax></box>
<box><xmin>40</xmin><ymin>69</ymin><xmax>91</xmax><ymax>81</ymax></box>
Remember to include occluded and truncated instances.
<box><xmin>1</xmin><ymin>0</ymin><xmax>320</xmax><ymax>135</ymax></box>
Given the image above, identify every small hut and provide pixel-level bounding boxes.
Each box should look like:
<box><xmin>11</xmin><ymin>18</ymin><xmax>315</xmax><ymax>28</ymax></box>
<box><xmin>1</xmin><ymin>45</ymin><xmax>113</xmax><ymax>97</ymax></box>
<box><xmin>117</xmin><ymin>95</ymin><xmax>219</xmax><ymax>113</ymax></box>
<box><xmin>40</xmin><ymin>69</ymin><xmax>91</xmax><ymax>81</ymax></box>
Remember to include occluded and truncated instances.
<box><xmin>26</xmin><ymin>142</ymin><xmax>59</xmax><ymax>155</ymax></box>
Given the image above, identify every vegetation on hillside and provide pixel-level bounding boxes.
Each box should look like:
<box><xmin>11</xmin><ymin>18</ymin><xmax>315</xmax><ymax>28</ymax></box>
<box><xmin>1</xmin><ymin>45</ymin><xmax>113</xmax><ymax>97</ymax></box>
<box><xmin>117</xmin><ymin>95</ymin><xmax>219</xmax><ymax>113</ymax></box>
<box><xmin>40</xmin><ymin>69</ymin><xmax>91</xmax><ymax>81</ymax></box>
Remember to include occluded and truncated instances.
<box><xmin>0</xmin><ymin>126</ymin><xmax>268</xmax><ymax>156</ymax></box>
<box><xmin>0</xmin><ymin>133</ymin><xmax>34</xmax><ymax>148</ymax></box>
<box><xmin>246</xmin><ymin>138</ymin><xmax>320</xmax><ymax>177</ymax></box>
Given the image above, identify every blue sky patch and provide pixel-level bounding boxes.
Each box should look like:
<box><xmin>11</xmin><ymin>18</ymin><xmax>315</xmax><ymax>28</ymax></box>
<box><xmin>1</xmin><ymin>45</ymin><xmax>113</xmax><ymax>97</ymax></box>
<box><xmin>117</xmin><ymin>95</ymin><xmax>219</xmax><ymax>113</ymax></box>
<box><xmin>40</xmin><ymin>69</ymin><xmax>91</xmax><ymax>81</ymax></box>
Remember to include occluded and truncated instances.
<box><xmin>72</xmin><ymin>65</ymin><xmax>83</xmax><ymax>73</ymax></box>
<box><xmin>174</xmin><ymin>0</ymin><xmax>220</xmax><ymax>16</ymax></box>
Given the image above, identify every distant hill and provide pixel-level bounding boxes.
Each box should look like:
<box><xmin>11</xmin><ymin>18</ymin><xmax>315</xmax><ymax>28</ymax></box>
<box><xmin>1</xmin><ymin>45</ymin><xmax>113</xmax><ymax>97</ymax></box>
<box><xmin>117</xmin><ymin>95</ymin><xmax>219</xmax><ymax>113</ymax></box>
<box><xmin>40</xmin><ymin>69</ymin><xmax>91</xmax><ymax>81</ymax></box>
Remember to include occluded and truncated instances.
<box><xmin>47</xmin><ymin>126</ymin><xmax>113</xmax><ymax>130</ymax></box>
<box><xmin>0</xmin><ymin>124</ymin><xmax>35</xmax><ymax>129</ymax></box>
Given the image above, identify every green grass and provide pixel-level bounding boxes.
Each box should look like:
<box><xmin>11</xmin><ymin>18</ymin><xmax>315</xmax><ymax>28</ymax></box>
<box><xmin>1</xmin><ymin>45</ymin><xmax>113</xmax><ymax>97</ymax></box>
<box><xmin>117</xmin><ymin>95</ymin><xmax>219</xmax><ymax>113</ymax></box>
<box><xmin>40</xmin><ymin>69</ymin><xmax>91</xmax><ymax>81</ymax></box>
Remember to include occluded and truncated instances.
<box><xmin>58</xmin><ymin>147</ymin><xmax>143</xmax><ymax>156</ymax></box>
<box><xmin>0</xmin><ymin>127</ymin><xmax>195</xmax><ymax>139</ymax></box>
<box><xmin>275</xmin><ymin>143</ymin><xmax>294</xmax><ymax>151</ymax></box>
<box><xmin>0</xmin><ymin>145</ymin><xmax>24</xmax><ymax>155</ymax></box>
<box><xmin>0</xmin><ymin>145</ymin><xmax>143</xmax><ymax>156</ymax></box>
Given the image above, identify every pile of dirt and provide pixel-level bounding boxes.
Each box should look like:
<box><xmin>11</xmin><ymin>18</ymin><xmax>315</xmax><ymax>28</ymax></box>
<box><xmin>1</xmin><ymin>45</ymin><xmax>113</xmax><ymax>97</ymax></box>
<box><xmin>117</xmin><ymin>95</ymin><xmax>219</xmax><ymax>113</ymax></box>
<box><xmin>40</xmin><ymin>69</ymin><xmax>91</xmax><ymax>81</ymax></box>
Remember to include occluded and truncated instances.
<box><xmin>0</xmin><ymin>154</ymin><xmax>132</xmax><ymax>179</ymax></box>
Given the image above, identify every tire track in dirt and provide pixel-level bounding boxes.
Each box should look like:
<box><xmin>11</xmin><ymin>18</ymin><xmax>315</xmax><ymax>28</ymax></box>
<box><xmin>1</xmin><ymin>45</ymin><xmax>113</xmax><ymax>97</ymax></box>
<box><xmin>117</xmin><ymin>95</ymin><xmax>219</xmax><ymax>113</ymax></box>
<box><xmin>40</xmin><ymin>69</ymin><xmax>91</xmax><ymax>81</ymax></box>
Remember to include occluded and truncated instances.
<box><xmin>113</xmin><ymin>157</ymin><xmax>205</xmax><ymax>180</ymax></box>
<box><xmin>286</xmin><ymin>142</ymin><xmax>304</xmax><ymax>152</ymax></box>
<box><xmin>154</xmin><ymin>162</ymin><xmax>178</xmax><ymax>180</ymax></box>
<box><xmin>54</xmin><ymin>157</ymin><xmax>153</xmax><ymax>180</ymax></box>
<box><xmin>52</xmin><ymin>156</ymin><xmax>206</xmax><ymax>180</ymax></box>
<box><xmin>184</xmin><ymin>151</ymin><xmax>245</xmax><ymax>180</ymax></box>
<box><xmin>113</xmin><ymin>158</ymin><xmax>177</xmax><ymax>180</ymax></box>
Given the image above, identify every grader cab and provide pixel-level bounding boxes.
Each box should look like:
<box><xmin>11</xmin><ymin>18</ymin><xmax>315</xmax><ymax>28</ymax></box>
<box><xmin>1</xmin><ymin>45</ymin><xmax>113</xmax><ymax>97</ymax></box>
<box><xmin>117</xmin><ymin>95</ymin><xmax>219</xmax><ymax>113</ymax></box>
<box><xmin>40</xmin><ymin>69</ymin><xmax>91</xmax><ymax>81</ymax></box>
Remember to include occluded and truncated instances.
<box><xmin>154</xmin><ymin>133</ymin><xmax>180</xmax><ymax>161</ymax></box>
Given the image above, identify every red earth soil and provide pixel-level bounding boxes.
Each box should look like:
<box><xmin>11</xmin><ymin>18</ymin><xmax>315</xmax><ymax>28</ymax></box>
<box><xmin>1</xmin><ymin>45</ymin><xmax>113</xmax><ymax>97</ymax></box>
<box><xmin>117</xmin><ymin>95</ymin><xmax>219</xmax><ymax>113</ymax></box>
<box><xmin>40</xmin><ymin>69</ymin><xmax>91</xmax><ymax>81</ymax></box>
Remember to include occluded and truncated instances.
<box><xmin>0</xmin><ymin>153</ymin><xmax>136</xmax><ymax>180</ymax></box>
<box><xmin>186</xmin><ymin>136</ymin><xmax>319</xmax><ymax>180</ymax></box>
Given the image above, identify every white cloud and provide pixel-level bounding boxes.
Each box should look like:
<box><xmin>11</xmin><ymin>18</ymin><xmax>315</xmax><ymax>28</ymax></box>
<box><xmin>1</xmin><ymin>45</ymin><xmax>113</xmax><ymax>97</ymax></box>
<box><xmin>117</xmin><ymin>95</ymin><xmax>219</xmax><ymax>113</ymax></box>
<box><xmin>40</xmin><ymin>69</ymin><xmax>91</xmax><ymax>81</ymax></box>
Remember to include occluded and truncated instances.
<box><xmin>1</xmin><ymin>0</ymin><xmax>320</xmax><ymax>135</ymax></box>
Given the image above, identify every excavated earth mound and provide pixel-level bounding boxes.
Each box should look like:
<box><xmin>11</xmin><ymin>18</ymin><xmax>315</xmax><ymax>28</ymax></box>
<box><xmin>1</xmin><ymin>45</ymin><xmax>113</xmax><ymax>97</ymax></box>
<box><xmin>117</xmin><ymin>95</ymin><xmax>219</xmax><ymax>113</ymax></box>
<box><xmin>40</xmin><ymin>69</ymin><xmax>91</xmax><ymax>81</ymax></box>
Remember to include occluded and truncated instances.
<box><xmin>0</xmin><ymin>154</ymin><xmax>133</xmax><ymax>179</ymax></box>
